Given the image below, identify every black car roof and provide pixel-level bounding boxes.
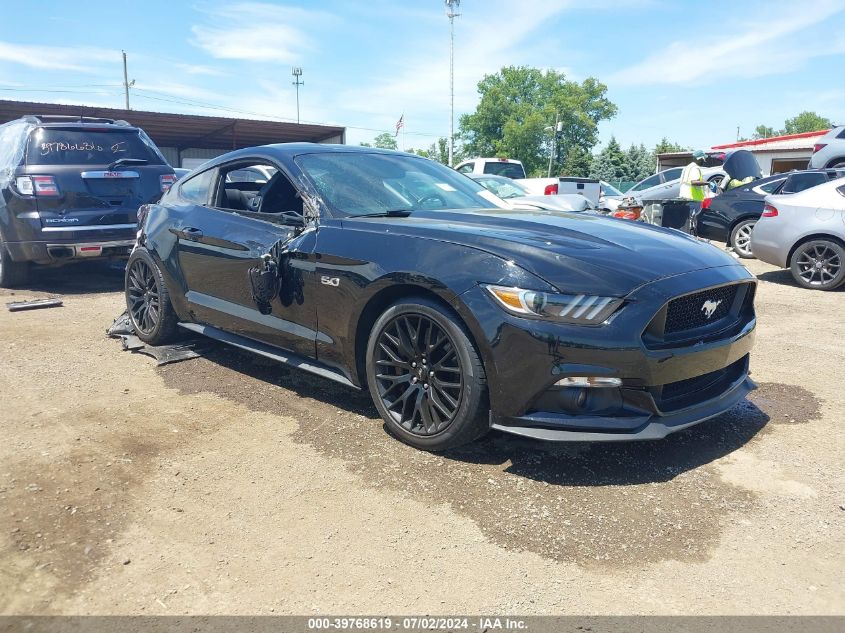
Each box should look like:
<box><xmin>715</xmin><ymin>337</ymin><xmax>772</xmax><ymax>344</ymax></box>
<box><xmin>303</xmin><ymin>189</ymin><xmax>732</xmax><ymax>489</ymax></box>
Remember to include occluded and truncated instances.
<box><xmin>198</xmin><ymin>143</ymin><xmax>423</xmax><ymax>171</ymax></box>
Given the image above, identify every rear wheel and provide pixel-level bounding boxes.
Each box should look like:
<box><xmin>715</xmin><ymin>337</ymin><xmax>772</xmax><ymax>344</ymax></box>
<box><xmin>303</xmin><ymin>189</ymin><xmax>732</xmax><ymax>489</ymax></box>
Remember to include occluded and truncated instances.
<box><xmin>789</xmin><ymin>239</ymin><xmax>845</xmax><ymax>290</ymax></box>
<box><xmin>365</xmin><ymin>298</ymin><xmax>489</xmax><ymax>451</ymax></box>
<box><xmin>0</xmin><ymin>238</ymin><xmax>30</xmax><ymax>288</ymax></box>
<box><xmin>730</xmin><ymin>219</ymin><xmax>757</xmax><ymax>259</ymax></box>
<box><xmin>125</xmin><ymin>249</ymin><xmax>179</xmax><ymax>344</ymax></box>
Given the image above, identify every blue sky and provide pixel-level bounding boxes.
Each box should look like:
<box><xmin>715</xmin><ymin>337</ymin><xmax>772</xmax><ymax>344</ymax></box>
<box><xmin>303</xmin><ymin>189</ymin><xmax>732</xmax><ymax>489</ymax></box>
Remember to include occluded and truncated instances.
<box><xmin>1</xmin><ymin>0</ymin><xmax>843</xmax><ymax>153</ymax></box>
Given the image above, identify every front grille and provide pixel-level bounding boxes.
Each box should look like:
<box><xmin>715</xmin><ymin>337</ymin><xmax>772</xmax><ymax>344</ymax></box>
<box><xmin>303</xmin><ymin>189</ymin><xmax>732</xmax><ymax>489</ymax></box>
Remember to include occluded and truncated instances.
<box><xmin>664</xmin><ymin>284</ymin><xmax>739</xmax><ymax>334</ymax></box>
<box><xmin>656</xmin><ymin>355</ymin><xmax>748</xmax><ymax>412</ymax></box>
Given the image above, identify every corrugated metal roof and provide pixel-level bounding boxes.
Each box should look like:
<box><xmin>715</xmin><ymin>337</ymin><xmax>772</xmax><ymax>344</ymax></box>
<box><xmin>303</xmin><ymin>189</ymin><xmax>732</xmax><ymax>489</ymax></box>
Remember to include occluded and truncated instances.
<box><xmin>0</xmin><ymin>99</ymin><xmax>345</xmax><ymax>150</ymax></box>
<box><xmin>711</xmin><ymin>130</ymin><xmax>828</xmax><ymax>151</ymax></box>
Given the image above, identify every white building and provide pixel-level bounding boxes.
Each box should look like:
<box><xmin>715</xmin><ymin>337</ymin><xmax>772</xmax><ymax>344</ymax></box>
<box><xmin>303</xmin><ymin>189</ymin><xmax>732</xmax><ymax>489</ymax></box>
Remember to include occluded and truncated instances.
<box><xmin>657</xmin><ymin>130</ymin><xmax>829</xmax><ymax>175</ymax></box>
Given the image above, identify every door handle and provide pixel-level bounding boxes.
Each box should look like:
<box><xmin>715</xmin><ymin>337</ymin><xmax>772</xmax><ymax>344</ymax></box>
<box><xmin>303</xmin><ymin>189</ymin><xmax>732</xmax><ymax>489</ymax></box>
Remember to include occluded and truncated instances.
<box><xmin>176</xmin><ymin>226</ymin><xmax>204</xmax><ymax>241</ymax></box>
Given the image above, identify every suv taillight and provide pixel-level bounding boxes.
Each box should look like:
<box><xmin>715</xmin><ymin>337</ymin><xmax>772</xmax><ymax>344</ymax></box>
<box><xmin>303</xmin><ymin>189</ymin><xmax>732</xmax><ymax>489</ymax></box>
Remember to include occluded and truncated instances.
<box><xmin>762</xmin><ymin>204</ymin><xmax>778</xmax><ymax>217</ymax></box>
<box><xmin>813</xmin><ymin>143</ymin><xmax>827</xmax><ymax>154</ymax></box>
<box><xmin>160</xmin><ymin>173</ymin><xmax>177</xmax><ymax>192</ymax></box>
<box><xmin>544</xmin><ymin>183</ymin><xmax>558</xmax><ymax>195</ymax></box>
<box><xmin>15</xmin><ymin>175</ymin><xmax>60</xmax><ymax>197</ymax></box>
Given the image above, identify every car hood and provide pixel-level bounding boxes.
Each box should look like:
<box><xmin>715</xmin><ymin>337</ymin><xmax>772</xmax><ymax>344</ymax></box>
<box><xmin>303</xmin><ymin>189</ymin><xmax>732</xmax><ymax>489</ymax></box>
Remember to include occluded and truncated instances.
<box><xmin>345</xmin><ymin>208</ymin><xmax>743</xmax><ymax>296</ymax></box>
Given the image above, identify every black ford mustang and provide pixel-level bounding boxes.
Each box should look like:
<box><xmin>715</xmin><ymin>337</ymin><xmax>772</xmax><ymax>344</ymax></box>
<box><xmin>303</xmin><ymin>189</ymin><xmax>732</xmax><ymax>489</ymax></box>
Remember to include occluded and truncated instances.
<box><xmin>127</xmin><ymin>144</ymin><xmax>756</xmax><ymax>451</ymax></box>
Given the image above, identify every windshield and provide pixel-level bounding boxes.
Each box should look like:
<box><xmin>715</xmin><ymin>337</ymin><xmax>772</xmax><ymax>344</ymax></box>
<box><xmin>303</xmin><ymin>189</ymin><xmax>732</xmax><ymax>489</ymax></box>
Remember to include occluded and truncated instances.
<box><xmin>475</xmin><ymin>176</ymin><xmax>528</xmax><ymax>199</ymax></box>
<box><xmin>601</xmin><ymin>181</ymin><xmax>623</xmax><ymax>197</ymax></box>
<box><xmin>27</xmin><ymin>128</ymin><xmax>166</xmax><ymax>166</ymax></box>
<box><xmin>295</xmin><ymin>152</ymin><xmax>508</xmax><ymax>215</ymax></box>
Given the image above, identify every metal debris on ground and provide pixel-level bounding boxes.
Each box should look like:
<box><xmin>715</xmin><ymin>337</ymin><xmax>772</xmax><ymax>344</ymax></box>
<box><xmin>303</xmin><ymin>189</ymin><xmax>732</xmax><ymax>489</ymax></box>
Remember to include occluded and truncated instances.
<box><xmin>6</xmin><ymin>298</ymin><xmax>64</xmax><ymax>312</ymax></box>
<box><xmin>107</xmin><ymin>310</ymin><xmax>209</xmax><ymax>366</ymax></box>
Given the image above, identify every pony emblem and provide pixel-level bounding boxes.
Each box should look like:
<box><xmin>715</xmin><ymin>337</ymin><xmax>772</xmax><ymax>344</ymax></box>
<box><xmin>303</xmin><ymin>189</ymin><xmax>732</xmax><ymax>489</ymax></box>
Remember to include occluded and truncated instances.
<box><xmin>701</xmin><ymin>299</ymin><xmax>722</xmax><ymax>319</ymax></box>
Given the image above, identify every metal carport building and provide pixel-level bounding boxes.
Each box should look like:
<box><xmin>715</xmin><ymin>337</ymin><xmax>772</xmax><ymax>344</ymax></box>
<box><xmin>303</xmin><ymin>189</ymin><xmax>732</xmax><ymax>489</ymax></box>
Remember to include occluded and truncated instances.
<box><xmin>0</xmin><ymin>99</ymin><xmax>346</xmax><ymax>169</ymax></box>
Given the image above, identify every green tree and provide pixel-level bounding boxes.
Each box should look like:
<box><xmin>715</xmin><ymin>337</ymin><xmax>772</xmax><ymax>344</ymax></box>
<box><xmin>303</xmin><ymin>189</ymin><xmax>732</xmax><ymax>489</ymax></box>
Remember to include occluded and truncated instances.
<box><xmin>752</xmin><ymin>124</ymin><xmax>776</xmax><ymax>139</ymax></box>
<box><xmin>622</xmin><ymin>143</ymin><xmax>654</xmax><ymax>181</ymax></box>
<box><xmin>561</xmin><ymin>146</ymin><xmax>592</xmax><ymax>177</ymax></box>
<box><xmin>360</xmin><ymin>132</ymin><xmax>398</xmax><ymax>150</ymax></box>
<box><xmin>459</xmin><ymin>66</ymin><xmax>617</xmax><ymax>177</ymax></box>
<box><xmin>589</xmin><ymin>136</ymin><xmax>626</xmax><ymax>181</ymax></box>
<box><xmin>653</xmin><ymin>137</ymin><xmax>687</xmax><ymax>155</ymax></box>
<box><xmin>407</xmin><ymin>137</ymin><xmax>452</xmax><ymax>165</ymax></box>
<box><xmin>783</xmin><ymin>111</ymin><xmax>832</xmax><ymax>134</ymax></box>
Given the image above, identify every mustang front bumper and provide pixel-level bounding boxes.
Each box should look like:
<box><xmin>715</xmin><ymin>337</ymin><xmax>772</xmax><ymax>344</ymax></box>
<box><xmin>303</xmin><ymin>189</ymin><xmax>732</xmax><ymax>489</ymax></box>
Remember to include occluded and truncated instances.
<box><xmin>456</xmin><ymin>264</ymin><xmax>757</xmax><ymax>442</ymax></box>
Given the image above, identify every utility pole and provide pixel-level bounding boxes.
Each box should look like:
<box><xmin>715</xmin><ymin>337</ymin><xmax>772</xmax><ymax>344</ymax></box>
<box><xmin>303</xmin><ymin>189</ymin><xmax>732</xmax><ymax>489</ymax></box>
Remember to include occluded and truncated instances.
<box><xmin>121</xmin><ymin>50</ymin><xmax>134</xmax><ymax>110</ymax></box>
<box><xmin>291</xmin><ymin>67</ymin><xmax>304</xmax><ymax>124</ymax></box>
<box><xmin>546</xmin><ymin>114</ymin><xmax>561</xmax><ymax>178</ymax></box>
<box><xmin>446</xmin><ymin>0</ymin><xmax>460</xmax><ymax>167</ymax></box>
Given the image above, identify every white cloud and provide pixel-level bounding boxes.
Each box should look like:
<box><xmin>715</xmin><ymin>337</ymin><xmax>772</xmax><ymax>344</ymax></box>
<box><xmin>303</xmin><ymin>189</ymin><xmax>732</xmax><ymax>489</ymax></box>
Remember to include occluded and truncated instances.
<box><xmin>610</xmin><ymin>0</ymin><xmax>845</xmax><ymax>86</ymax></box>
<box><xmin>335</xmin><ymin>0</ymin><xmax>582</xmax><ymax>141</ymax></box>
<box><xmin>190</xmin><ymin>2</ymin><xmax>334</xmax><ymax>62</ymax></box>
<box><xmin>0</xmin><ymin>41</ymin><xmax>115</xmax><ymax>73</ymax></box>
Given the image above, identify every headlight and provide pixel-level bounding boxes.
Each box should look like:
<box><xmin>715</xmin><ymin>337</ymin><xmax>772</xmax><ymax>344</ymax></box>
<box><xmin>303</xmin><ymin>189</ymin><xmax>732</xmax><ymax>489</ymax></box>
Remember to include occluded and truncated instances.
<box><xmin>483</xmin><ymin>284</ymin><xmax>623</xmax><ymax>325</ymax></box>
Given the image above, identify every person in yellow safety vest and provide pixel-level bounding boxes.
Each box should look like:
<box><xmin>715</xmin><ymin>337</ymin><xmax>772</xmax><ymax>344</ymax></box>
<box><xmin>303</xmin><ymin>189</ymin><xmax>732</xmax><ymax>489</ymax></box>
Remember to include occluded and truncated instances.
<box><xmin>679</xmin><ymin>150</ymin><xmax>710</xmax><ymax>201</ymax></box>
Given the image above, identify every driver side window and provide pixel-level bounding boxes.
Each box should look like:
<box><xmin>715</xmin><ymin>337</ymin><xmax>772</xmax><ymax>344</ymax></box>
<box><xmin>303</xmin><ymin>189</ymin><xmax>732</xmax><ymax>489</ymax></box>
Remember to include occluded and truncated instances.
<box><xmin>214</xmin><ymin>161</ymin><xmax>303</xmax><ymax>220</ymax></box>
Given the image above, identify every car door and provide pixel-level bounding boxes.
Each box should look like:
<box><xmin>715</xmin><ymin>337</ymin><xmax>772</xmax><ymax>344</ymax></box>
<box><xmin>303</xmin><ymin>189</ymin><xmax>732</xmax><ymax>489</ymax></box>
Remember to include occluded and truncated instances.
<box><xmin>658</xmin><ymin>167</ymin><xmax>683</xmax><ymax>198</ymax></box>
<box><xmin>172</xmin><ymin>159</ymin><xmax>316</xmax><ymax>358</ymax></box>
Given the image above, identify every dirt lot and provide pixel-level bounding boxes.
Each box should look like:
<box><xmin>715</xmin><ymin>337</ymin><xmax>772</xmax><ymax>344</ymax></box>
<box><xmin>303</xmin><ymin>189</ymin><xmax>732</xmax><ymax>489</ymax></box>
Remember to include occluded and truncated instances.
<box><xmin>0</xmin><ymin>256</ymin><xmax>842</xmax><ymax>615</ymax></box>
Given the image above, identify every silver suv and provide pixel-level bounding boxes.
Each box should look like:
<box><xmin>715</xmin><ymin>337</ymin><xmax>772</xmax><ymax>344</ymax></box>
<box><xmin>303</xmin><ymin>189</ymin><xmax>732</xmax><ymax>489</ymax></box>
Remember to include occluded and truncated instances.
<box><xmin>809</xmin><ymin>125</ymin><xmax>845</xmax><ymax>169</ymax></box>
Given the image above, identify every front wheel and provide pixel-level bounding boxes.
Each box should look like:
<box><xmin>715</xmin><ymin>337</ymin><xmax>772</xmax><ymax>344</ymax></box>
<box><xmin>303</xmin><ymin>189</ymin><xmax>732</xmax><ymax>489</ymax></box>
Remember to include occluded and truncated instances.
<box><xmin>730</xmin><ymin>219</ymin><xmax>757</xmax><ymax>259</ymax></box>
<box><xmin>365</xmin><ymin>298</ymin><xmax>489</xmax><ymax>451</ymax></box>
<box><xmin>789</xmin><ymin>239</ymin><xmax>845</xmax><ymax>290</ymax></box>
<box><xmin>125</xmin><ymin>249</ymin><xmax>180</xmax><ymax>344</ymax></box>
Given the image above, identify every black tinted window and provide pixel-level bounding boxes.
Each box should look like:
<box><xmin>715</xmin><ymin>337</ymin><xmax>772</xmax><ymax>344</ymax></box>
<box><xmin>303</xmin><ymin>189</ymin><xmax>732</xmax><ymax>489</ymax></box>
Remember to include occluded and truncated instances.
<box><xmin>758</xmin><ymin>178</ymin><xmax>785</xmax><ymax>193</ymax></box>
<box><xmin>26</xmin><ymin>128</ymin><xmax>164</xmax><ymax>166</ymax></box>
<box><xmin>662</xmin><ymin>168</ymin><xmax>683</xmax><ymax>182</ymax></box>
<box><xmin>631</xmin><ymin>174</ymin><xmax>660</xmax><ymax>191</ymax></box>
<box><xmin>180</xmin><ymin>169</ymin><xmax>214</xmax><ymax>204</ymax></box>
<box><xmin>782</xmin><ymin>172</ymin><xmax>825</xmax><ymax>194</ymax></box>
<box><xmin>482</xmin><ymin>162</ymin><xmax>525</xmax><ymax>178</ymax></box>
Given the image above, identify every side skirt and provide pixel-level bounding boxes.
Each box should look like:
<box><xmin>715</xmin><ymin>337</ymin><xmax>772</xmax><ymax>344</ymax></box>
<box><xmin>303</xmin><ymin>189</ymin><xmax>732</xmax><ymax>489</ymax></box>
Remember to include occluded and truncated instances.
<box><xmin>177</xmin><ymin>322</ymin><xmax>359</xmax><ymax>390</ymax></box>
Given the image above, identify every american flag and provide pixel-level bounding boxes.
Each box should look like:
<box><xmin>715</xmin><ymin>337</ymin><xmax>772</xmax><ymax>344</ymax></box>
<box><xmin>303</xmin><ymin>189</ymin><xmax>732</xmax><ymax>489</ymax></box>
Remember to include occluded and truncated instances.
<box><xmin>394</xmin><ymin>114</ymin><xmax>404</xmax><ymax>137</ymax></box>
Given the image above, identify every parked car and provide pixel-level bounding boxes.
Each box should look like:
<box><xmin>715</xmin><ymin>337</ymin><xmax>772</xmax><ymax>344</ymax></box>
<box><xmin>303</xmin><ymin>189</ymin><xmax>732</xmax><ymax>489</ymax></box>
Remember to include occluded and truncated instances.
<box><xmin>468</xmin><ymin>174</ymin><xmax>593</xmax><ymax>212</ymax></box>
<box><xmin>808</xmin><ymin>125</ymin><xmax>845</xmax><ymax>169</ymax></box>
<box><xmin>751</xmin><ymin>176</ymin><xmax>845</xmax><ymax>290</ymax></box>
<box><xmin>599</xmin><ymin>180</ymin><xmax>625</xmax><ymax>212</ymax></box>
<box><xmin>628</xmin><ymin>165</ymin><xmax>725</xmax><ymax>201</ymax></box>
<box><xmin>0</xmin><ymin>115</ymin><xmax>175</xmax><ymax>287</ymax></box>
<box><xmin>697</xmin><ymin>168</ymin><xmax>845</xmax><ymax>257</ymax></box>
<box><xmin>454</xmin><ymin>157</ymin><xmax>526</xmax><ymax>179</ymax></box>
<box><xmin>127</xmin><ymin>143</ymin><xmax>757</xmax><ymax>451</ymax></box>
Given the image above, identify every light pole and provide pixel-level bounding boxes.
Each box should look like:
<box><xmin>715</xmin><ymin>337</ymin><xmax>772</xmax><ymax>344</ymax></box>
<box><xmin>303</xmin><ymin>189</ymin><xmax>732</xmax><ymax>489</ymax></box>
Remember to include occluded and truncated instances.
<box><xmin>291</xmin><ymin>67</ymin><xmax>304</xmax><ymax>124</ymax></box>
<box><xmin>545</xmin><ymin>116</ymin><xmax>562</xmax><ymax>177</ymax></box>
<box><xmin>446</xmin><ymin>0</ymin><xmax>460</xmax><ymax>167</ymax></box>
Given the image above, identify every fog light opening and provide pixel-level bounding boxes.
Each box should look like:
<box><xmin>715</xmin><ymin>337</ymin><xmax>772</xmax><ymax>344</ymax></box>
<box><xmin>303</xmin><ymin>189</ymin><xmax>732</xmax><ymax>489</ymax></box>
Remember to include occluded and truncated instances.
<box><xmin>557</xmin><ymin>387</ymin><xmax>589</xmax><ymax>413</ymax></box>
<box><xmin>555</xmin><ymin>376</ymin><xmax>622</xmax><ymax>388</ymax></box>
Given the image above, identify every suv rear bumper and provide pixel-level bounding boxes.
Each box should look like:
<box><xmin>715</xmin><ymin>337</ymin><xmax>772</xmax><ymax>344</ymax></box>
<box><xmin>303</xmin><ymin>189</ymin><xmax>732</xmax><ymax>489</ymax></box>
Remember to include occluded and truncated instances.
<box><xmin>5</xmin><ymin>236</ymin><xmax>135</xmax><ymax>264</ymax></box>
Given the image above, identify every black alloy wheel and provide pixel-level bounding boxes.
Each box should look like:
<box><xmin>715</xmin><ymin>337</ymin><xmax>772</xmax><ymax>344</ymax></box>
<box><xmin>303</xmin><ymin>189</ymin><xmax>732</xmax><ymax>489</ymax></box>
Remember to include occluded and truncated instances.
<box><xmin>124</xmin><ymin>249</ymin><xmax>179</xmax><ymax>344</ymax></box>
<box><xmin>374</xmin><ymin>313</ymin><xmax>464</xmax><ymax>435</ymax></box>
<box><xmin>127</xmin><ymin>258</ymin><xmax>161</xmax><ymax>335</ymax></box>
<box><xmin>790</xmin><ymin>240</ymin><xmax>845</xmax><ymax>290</ymax></box>
<box><xmin>366</xmin><ymin>298</ymin><xmax>489</xmax><ymax>451</ymax></box>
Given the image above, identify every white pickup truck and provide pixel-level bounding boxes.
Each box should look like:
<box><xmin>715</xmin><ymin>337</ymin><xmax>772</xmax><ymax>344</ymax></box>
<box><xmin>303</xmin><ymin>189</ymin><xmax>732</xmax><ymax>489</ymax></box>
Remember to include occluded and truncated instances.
<box><xmin>516</xmin><ymin>177</ymin><xmax>624</xmax><ymax>211</ymax></box>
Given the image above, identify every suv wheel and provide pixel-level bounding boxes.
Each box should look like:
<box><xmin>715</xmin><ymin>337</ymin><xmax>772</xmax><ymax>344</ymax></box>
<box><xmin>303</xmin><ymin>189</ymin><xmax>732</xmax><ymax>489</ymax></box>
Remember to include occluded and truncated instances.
<box><xmin>0</xmin><ymin>238</ymin><xmax>30</xmax><ymax>288</ymax></box>
<box><xmin>125</xmin><ymin>248</ymin><xmax>179</xmax><ymax>344</ymax></box>
<box><xmin>365</xmin><ymin>297</ymin><xmax>489</xmax><ymax>451</ymax></box>
<box><xmin>789</xmin><ymin>239</ymin><xmax>845</xmax><ymax>290</ymax></box>
<box><xmin>729</xmin><ymin>219</ymin><xmax>756</xmax><ymax>259</ymax></box>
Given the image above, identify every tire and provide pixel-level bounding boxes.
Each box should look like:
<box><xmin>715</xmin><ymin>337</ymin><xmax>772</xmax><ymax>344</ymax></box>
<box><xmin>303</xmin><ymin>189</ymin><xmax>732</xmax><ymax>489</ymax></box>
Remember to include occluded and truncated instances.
<box><xmin>729</xmin><ymin>219</ymin><xmax>757</xmax><ymax>259</ymax></box>
<box><xmin>789</xmin><ymin>239</ymin><xmax>845</xmax><ymax>291</ymax></box>
<box><xmin>365</xmin><ymin>297</ymin><xmax>489</xmax><ymax>451</ymax></box>
<box><xmin>0</xmin><ymin>237</ymin><xmax>30</xmax><ymax>288</ymax></box>
<box><xmin>125</xmin><ymin>248</ymin><xmax>179</xmax><ymax>344</ymax></box>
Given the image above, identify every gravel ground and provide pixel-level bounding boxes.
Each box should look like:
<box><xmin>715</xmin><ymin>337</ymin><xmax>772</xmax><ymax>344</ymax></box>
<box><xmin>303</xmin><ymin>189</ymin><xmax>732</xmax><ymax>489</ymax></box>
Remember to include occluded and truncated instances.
<box><xmin>0</xmin><ymin>255</ymin><xmax>842</xmax><ymax>615</ymax></box>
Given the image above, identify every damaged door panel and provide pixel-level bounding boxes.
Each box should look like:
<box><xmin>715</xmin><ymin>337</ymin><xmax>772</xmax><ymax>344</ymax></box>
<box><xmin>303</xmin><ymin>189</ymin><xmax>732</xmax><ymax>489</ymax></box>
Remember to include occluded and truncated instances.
<box><xmin>166</xmin><ymin>162</ymin><xmax>318</xmax><ymax>358</ymax></box>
